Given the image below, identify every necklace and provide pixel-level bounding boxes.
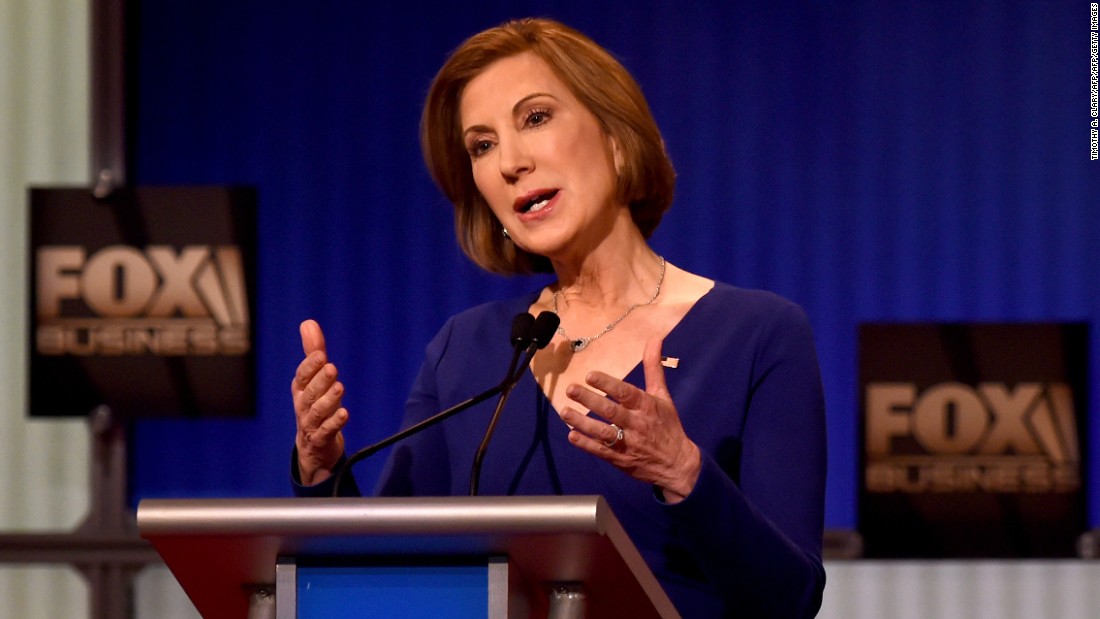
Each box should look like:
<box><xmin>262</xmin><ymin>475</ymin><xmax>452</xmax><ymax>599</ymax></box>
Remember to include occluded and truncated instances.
<box><xmin>552</xmin><ymin>256</ymin><xmax>666</xmax><ymax>352</ymax></box>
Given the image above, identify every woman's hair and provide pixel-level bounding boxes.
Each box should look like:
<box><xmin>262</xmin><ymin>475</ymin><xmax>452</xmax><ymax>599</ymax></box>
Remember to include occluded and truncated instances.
<box><xmin>421</xmin><ymin>18</ymin><xmax>676</xmax><ymax>275</ymax></box>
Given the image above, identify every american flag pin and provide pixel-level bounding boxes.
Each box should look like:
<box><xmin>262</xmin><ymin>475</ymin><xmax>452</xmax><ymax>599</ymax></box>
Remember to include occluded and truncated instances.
<box><xmin>660</xmin><ymin>356</ymin><xmax>679</xmax><ymax>369</ymax></box>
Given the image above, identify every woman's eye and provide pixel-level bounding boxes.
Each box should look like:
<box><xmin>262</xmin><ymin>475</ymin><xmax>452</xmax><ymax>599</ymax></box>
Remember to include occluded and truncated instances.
<box><xmin>525</xmin><ymin>109</ymin><xmax>551</xmax><ymax>127</ymax></box>
<box><xmin>468</xmin><ymin>140</ymin><xmax>493</xmax><ymax>157</ymax></box>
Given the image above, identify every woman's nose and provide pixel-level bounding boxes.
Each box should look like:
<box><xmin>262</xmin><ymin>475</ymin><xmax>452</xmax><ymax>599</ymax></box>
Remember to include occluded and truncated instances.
<box><xmin>497</xmin><ymin>136</ymin><xmax>534</xmax><ymax>180</ymax></box>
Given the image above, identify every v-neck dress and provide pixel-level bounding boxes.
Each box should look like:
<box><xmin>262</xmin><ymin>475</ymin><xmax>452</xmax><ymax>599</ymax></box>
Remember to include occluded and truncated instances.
<box><xmin>295</xmin><ymin>282</ymin><xmax>826</xmax><ymax>618</ymax></box>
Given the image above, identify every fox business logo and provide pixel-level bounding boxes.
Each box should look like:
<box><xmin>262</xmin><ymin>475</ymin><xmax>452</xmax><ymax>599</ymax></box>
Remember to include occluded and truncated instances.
<box><xmin>36</xmin><ymin>244</ymin><xmax>250</xmax><ymax>356</ymax></box>
<box><xmin>865</xmin><ymin>382</ymin><xmax>1080</xmax><ymax>494</ymax></box>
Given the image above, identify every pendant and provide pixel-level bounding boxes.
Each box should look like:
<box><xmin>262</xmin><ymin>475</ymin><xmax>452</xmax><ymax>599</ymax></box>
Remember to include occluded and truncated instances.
<box><xmin>570</xmin><ymin>339</ymin><xmax>588</xmax><ymax>352</ymax></box>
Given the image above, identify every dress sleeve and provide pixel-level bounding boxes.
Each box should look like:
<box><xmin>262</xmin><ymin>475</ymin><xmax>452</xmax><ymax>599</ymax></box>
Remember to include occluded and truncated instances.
<box><xmin>290</xmin><ymin>448</ymin><xmax>362</xmax><ymax>498</ymax></box>
<box><xmin>661</xmin><ymin>300</ymin><xmax>827</xmax><ymax>618</ymax></box>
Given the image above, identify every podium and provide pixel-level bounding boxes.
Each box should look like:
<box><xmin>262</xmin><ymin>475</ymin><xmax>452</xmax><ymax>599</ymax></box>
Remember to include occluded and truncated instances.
<box><xmin>137</xmin><ymin>495</ymin><xmax>681</xmax><ymax>618</ymax></box>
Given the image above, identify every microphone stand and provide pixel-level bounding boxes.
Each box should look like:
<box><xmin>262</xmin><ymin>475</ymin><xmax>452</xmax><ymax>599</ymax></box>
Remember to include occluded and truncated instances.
<box><xmin>467</xmin><ymin>343</ymin><xmax>538</xmax><ymax>496</ymax></box>
<box><xmin>331</xmin><ymin>320</ymin><xmax>530</xmax><ymax>497</ymax></box>
<box><xmin>469</xmin><ymin>311</ymin><xmax>559</xmax><ymax>496</ymax></box>
<box><xmin>330</xmin><ymin>311</ymin><xmax>557</xmax><ymax>498</ymax></box>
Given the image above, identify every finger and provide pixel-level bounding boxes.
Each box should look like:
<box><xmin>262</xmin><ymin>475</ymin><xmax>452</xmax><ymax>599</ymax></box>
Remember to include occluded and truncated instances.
<box><xmin>296</xmin><ymin>362</ymin><xmax>338</xmax><ymax>417</ymax></box>
<box><xmin>563</xmin><ymin>415</ymin><xmax>627</xmax><ymax>459</ymax></box>
<box><xmin>301</xmin><ymin>408</ymin><xmax>346</xmax><ymax>445</ymax></box>
<box><xmin>582</xmin><ymin>370</ymin><xmax>647</xmax><ymax>410</ymax></box>
<box><xmin>291</xmin><ymin>350</ymin><xmax>328</xmax><ymax>395</ymax></box>
<box><xmin>300</xmin><ymin>319</ymin><xmax>327</xmax><ymax>356</ymax></box>
<box><xmin>642</xmin><ymin>338</ymin><xmax>670</xmax><ymax>398</ymax></box>
<box><xmin>559</xmin><ymin>406</ymin><xmax>619</xmax><ymax>443</ymax></box>
<box><xmin>565</xmin><ymin>383</ymin><xmax>625</xmax><ymax>423</ymax></box>
<box><xmin>305</xmin><ymin>379</ymin><xmax>344</xmax><ymax>425</ymax></box>
<box><xmin>567</xmin><ymin>427</ymin><xmax>622</xmax><ymax>457</ymax></box>
<box><xmin>313</xmin><ymin>406</ymin><xmax>348</xmax><ymax>442</ymax></box>
<box><xmin>557</xmin><ymin>405</ymin><xmax>583</xmax><ymax>428</ymax></box>
<box><xmin>298</xmin><ymin>406</ymin><xmax>348</xmax><ymax>461</ymax></box>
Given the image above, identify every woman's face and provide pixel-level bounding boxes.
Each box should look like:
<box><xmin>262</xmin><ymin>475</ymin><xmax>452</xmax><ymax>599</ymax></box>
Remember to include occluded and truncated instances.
<box><xmin>459</xmin><ymin>52</ymin><xmax>622</xmax><ymax>262</ymax></box>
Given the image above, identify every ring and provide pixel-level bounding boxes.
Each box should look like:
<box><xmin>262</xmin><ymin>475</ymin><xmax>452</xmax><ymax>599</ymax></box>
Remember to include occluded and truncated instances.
<box><xmin>604</xmin><ymin>423</ymin><xmax>624</xmax><ymax>448</ymax></box>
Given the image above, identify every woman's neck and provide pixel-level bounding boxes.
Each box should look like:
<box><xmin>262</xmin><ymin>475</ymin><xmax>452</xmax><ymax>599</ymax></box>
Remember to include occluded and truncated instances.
<box><xmin>550</xmin><ymin>230</ymin><xmax>663</xmax><ymax>312</ymax></box>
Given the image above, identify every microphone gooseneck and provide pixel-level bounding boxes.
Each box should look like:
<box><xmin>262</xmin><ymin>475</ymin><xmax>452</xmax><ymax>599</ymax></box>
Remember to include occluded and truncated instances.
<box><xmin>332</xmin><ymin>311</ymin><xmax>556</xmax><ymax>498</ymax></box>
<box><xmin>469</xmin><ymin>311</ymin><xmax>559</xmax><ymax>496</ymax></box>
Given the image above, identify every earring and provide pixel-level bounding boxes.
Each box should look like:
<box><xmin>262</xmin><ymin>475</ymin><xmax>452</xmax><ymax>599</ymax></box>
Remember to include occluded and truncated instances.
<box><xmin>502</xmin><ymin>227</ymin><xmax>511</xmax><ymax>241</ymax></box>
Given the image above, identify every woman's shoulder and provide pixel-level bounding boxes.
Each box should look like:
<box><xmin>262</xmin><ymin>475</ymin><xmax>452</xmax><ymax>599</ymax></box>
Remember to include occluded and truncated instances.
<box><xmin>449</xmin><ymin>289</ymin><xmax>542</xmax><ymax>323</ymax></box>
<box><xmin>698</xmin><ymin>280</ymin><xmax>809</xmax><ymax>324</ymax></box>
<box><xmin>429</xmin><ymin>289</ymin><xmax>543</xmax><ymax>346</ymax></box>
<box><xmin>680</xmin><ymin>282</ymin><xmax>818</xmax><ymax>372</ymax></box>
<box><xmin>664</xmin><ymin>263</ymin><xmax>804</xmax><ymax>319</ymax></box>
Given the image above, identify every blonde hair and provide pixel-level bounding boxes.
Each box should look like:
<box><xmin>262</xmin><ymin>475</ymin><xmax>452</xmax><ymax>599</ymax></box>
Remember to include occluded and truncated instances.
<box><xmin>421</xmin><ymin>18</ymin><xmax>676</xmax><ymax>275</ymax></box>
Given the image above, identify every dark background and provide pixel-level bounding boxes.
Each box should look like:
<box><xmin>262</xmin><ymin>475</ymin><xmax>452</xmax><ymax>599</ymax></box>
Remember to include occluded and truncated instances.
<box><xmin>858</xmin><ymin>323</ymin><xmax>1089</xmax><ymax>556</ymax></box>
<box><xmin>30</xmin><ymin>187</ymin><xmax>257</xmax><ymax>418</ymax></box>
<box><xmin>126</xmin><ymin>1</ymin><xmax>1100</xmax><ymax>532</ymax></box>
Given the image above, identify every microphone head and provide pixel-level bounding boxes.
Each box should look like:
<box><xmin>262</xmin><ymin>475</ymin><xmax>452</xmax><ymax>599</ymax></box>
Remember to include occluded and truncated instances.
<box><xmin>510</xmin><ymin>312</ymin><xmax>536</xmax><ymax>348</ymax></box>
<box><xmin>531</xmin><ymin>311</ymin><xmax>561</xmax><ymax>349</ymax></box>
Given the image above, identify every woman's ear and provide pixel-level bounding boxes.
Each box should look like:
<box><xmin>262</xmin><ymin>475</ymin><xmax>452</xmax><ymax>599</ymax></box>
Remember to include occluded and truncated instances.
<box><xmin>608</xmin><ymin>135</ymin><xmax>624</xmax><ymax>175</ymax></box>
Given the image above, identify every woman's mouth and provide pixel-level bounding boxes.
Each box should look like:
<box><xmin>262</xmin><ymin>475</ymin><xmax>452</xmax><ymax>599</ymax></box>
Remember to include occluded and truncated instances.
<box><xmin>515</xmin><ymin>189</ymin><xmax>559</xmax><ymax>214</ymax></box>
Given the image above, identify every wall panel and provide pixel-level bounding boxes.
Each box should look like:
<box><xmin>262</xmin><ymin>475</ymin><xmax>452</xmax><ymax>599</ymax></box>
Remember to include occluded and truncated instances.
<box><xmin>0</xmin><ymin>0</ymin><xmax>91</xmax><ymax>616</ymax></box>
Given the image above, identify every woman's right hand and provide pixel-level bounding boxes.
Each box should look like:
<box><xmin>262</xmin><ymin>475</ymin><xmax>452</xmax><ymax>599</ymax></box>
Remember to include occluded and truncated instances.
<box><xmin>292</xmin><ymin>319</ymin><xmax>349</xmax><ymax>485</ymax></box>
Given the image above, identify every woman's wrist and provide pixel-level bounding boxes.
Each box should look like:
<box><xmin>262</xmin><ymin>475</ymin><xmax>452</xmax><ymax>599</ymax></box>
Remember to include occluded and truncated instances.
<box><xmin>659</xmin><ymin>440</ymin><xmax>702</xmax><ymax>504</ymax></box>
<box><xmin>299</xmin><ymin>465</ymin><xmax>332</xmax><ymax>487</ymax></box>
<box><xmin>293</xmin><ymin>443</ymin><xmax>338</xmax><ymax>486</ymax></box>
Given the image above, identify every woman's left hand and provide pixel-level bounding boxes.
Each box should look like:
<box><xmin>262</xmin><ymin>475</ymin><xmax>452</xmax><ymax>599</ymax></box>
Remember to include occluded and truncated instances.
<box><xmin>559</xmin><ymin>339</ymin><xmax>702</xmax><ymax>503</ymax></box>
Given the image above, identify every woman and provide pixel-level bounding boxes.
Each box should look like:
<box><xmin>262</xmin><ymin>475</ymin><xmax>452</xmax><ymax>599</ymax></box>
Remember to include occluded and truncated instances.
<box><xmin>292</xmin><ymin>18</ymin><xmax>826</xmax><ymax>618</ymax></box>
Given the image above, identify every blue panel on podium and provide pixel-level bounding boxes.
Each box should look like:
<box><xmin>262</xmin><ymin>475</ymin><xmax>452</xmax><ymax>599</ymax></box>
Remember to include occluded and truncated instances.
<box><xmin>297</xmin><ymin>564</ymin><xmax>488</xmax><ymax>617</ymax></box>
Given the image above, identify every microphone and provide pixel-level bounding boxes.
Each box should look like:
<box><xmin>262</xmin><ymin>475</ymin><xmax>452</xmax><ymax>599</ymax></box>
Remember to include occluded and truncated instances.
<box><xmin>331</xmin><ymin>311</ymin><xmax>556</xmax><ymax>497</ymax></box>
<box><xmin>469</xmin><ymin>311</ymin><xmax>559</xmax><ymax>496</ymax></box>
<box><xmin>511</xmin><ymin>312</ymin><xmax>536</xmax><ymax>347</ymax></box>
<box><xmin>530</xmin><ymin>310</ymin><xmax>560</xmax><ymax>350</ymax></box>
<box><xmin>501</xmin><ymin>312</ymin><xmax>536</xmax><ymax>385</ymax></box>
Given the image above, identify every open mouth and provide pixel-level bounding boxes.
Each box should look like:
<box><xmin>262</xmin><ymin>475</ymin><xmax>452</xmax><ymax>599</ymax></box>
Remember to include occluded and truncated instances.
<box><xmin>516</xmin><ymin>189</ymin><xmax>559</xmax><ymax>214</ymax></box>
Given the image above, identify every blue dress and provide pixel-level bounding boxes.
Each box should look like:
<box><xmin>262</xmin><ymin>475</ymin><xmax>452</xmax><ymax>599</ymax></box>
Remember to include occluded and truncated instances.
<box><xmin>295</xmin><ymin>282</ymin><xmax>827</xmax><ymax>618</ymax></box>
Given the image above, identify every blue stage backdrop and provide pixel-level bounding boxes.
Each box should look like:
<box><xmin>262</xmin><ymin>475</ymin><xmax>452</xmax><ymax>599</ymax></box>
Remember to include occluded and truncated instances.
<box><xmin>129</xmin><ymin>1</ymin><xmax>1100</xmax><ymax>531</ymax></box>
